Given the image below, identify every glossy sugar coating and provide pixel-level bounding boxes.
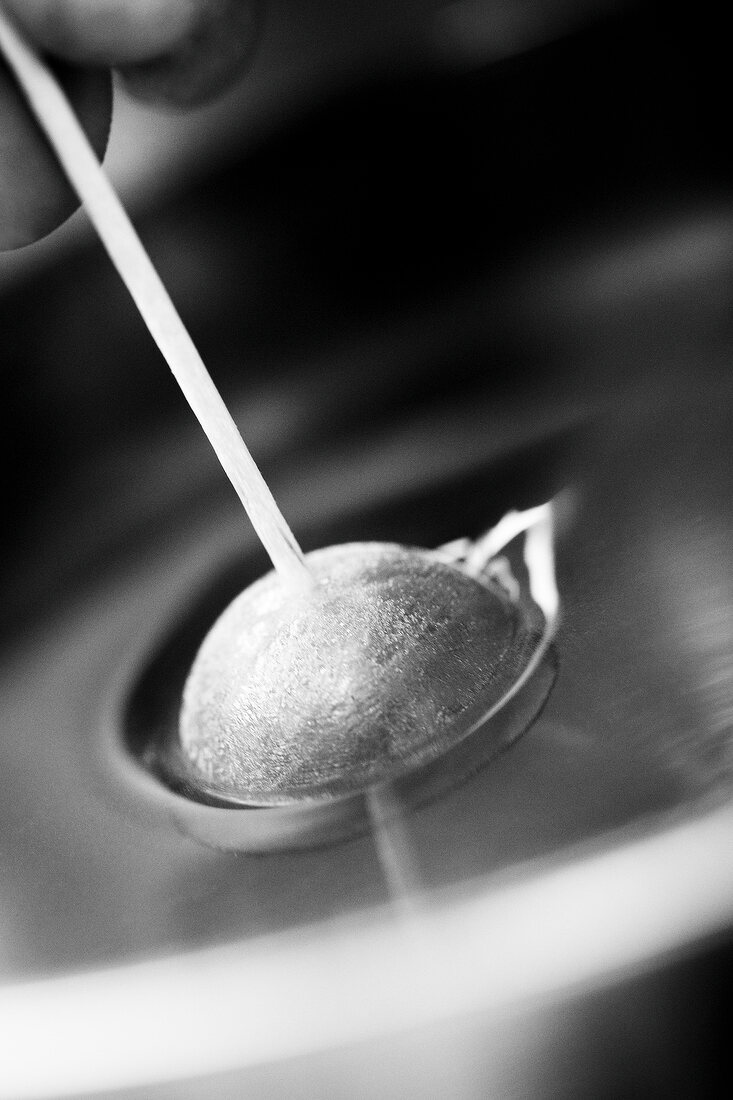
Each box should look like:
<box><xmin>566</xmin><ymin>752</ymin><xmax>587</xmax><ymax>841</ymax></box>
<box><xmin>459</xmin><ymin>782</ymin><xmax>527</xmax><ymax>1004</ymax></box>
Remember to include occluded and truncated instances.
<box><xmin>179</xmin><ymin>543</ymin><xmax>516</xmax><ymax>803</ymax></box>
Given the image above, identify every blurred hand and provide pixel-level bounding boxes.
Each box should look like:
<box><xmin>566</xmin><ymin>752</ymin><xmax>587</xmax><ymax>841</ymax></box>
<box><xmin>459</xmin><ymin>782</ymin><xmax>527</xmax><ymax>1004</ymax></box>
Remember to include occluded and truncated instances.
<box><xmin>0</xmin><ymin>0</ymin><xmax>260</xmax><ymax>249</ymax></box>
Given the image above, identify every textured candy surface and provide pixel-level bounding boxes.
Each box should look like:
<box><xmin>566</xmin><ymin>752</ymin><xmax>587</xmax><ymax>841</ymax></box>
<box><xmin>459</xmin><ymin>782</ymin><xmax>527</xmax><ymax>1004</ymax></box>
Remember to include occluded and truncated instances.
<box><xmin>179</xmin><ymin>543</ymin><xmax>517</xmax><ymax>803</ymax></box>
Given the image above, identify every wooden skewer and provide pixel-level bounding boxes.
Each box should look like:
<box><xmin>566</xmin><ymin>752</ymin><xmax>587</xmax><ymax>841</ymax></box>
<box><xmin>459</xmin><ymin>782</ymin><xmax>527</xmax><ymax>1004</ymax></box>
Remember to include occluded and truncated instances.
<box><xmin>0</xmin><ymin>6</ymin><xmax>311</xmax><ymax>591</ymax></box>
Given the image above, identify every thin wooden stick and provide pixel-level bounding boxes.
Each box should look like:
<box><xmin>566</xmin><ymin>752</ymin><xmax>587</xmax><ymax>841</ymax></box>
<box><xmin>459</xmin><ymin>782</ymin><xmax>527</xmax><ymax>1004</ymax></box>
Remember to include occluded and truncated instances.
<box><xmin>0</xmin><ymin>6</ymin><xmax>311</xmax><ymax>590</ymax></box>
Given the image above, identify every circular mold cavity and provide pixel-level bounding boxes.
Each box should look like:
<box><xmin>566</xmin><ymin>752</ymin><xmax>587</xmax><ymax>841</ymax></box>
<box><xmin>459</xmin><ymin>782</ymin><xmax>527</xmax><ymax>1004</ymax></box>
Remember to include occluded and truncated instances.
<box><xmin>122</xmin><ymin>539</ymin><xmax>556</xmax><ymax>850</ymax></box>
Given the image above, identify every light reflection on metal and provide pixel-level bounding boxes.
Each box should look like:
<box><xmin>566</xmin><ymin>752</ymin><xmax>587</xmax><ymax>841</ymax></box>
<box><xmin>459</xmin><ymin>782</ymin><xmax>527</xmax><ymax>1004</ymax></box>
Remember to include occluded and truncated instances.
<box><xmin>2</xmin><ymin>800</ymin><xmax>732</xmax><ymax>1099</ymax></box>
<box><xmin>440</xmin><ymin>499</ymin><xmax>560</xmax><ymax>743</ymax></box>
<box><xmin>368</xmin><ymin>499</ymin><xmax>561</xmax><ymax>911</ymax></box>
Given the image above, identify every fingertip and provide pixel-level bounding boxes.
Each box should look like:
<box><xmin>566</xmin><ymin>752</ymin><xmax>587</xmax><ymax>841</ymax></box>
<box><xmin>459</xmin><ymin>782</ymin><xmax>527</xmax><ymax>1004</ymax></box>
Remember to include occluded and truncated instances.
<box><xmin>119</xmin><ymin>0</ymin><xmax>261</xmax><ymax>108</ymax></box>
<box><xmin>3</xmin><ymin>0</ymin><xmax>204</xmax><ymax>66</ymax></box>
<box><xmin>1</xmin><ymin>0</ymin><xmax>259</xmax><ymax>250</ymax></box>
<box><xmin>0</xmin><ymin>61</ymin><xmax>112</xmax><ymax>251</ymax></box>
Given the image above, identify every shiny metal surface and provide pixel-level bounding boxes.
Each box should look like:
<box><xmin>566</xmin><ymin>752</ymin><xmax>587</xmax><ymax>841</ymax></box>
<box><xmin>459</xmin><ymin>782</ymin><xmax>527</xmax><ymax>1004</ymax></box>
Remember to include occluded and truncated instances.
<box><xmin>1</xmin><ymin>3</ymin><xmax>732</xmax><ymax>1094</ymax></box>
<box><xmin>2</xmin><ymin>209</ymin><xmax>733</xmax><ymax>1091</ymax></box>
<box><xmin>1</xmin><ymin>364</ymin><xmax>732</xmax><ymax>1096</ymax></box>
<box><xmin>1</xmin><ymin>351</ymin><xmax>730</xmax><ymax>952</ymax></box>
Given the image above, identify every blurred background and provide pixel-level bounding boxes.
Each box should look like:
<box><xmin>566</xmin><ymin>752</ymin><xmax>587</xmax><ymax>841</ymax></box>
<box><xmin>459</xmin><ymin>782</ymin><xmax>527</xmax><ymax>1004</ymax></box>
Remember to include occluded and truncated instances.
<box><xmin>2</xmin><ymin>0</ymin><xmax>731</xmax><ymax>609</ymax></box>
<box><xmin>1</xmin><ymin>0</ymin><xmax>732</xmax><ymax>1096</ymax></box>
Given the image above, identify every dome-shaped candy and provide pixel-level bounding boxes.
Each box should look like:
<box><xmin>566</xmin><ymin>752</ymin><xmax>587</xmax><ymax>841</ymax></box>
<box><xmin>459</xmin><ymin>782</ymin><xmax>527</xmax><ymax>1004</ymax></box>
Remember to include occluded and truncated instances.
<box><xmin>179</xmin><ymin>542</ymin><xmax>517</xmax><ymax>803</ymax></box>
